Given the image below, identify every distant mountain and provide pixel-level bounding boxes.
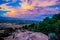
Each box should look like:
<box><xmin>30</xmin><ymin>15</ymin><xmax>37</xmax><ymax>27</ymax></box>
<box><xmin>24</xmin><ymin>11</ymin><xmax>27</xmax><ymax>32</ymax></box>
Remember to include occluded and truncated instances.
<box><xmin>0</xmin><ymin>16</ymin><xmax>39</xmax><ymax>24</ymax></box>
<box><xmin>0</xmin><ymin>16</ymin><xmax>23</xmax><ymax>20</ymax></box>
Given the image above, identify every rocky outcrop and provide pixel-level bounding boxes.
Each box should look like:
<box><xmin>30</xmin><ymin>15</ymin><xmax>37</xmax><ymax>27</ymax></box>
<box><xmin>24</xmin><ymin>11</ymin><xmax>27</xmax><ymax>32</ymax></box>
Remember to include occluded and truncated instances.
<box><xmin>4</xmin><ymin>30</ymin><xmax>48</xmax><ymax>40</ymax></box>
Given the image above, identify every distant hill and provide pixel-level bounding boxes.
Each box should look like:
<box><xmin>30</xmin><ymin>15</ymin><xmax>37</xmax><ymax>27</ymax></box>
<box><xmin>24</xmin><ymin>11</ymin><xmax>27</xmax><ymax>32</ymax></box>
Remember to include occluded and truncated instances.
<box><xmin>0</xmin><ymin>16</ymin><xmax>39</xmax><ymax>24</ymax></box>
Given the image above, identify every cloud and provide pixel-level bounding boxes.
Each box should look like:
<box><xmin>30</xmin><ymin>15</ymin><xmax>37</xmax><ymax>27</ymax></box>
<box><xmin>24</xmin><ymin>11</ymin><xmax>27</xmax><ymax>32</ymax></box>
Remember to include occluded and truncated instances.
<box><xmin>0</xmin><ymin>10</ymin><xmax>9</xmax><ymax>15</ymax></box>
<box><xmin>3</xmin><ymin>6</ymin><xmax>60</xmax><ymax>18</ymax></box>
<box><xmin>0</xmin><ymin>0</ymin><xmax>60</xmax><ymax>19</ymax></box>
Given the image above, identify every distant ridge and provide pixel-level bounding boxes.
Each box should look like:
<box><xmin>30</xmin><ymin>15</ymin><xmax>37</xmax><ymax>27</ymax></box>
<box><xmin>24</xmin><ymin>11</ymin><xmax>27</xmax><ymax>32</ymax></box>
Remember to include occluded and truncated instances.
<box><xmin>0</xmin><ymin>16</ymin><xmax>39</xmax><ymax>24</ymax></box>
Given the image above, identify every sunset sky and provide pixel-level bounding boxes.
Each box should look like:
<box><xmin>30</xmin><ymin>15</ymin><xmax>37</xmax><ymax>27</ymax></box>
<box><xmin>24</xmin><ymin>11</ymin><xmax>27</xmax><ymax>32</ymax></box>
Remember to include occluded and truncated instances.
<box><xmin>0</xmin><ymin>0</ymin><xmax>60</xmax><ymax>21</ymax></box>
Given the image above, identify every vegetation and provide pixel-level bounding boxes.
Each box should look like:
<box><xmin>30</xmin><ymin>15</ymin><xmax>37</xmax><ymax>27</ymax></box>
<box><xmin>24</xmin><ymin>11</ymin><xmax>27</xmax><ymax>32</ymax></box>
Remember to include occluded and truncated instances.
<box><xmin>0</xmin><ymin>13</ymin><xmax>60</xmax><ymax>40</ymax></box>
<box><xmin>0</xmin><ymin>28</ymin><xmax>16</xmax><ymax>40</ymax></box>
<box><xmin>21</xmin><ymin>13</ymin><xmax>60</xmax><ymax>40</ymax></box>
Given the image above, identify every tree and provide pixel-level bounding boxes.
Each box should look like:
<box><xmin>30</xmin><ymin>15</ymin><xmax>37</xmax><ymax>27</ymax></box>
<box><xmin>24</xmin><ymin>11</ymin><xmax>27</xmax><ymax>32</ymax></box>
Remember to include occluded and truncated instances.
<box><xmin>0</xmin><ymin>37</ymin><xmax>4</xmax><ymax>40</ymax></box>
<box><xmin>52</xmin><ymin>13</ymin><xmax>60</xmax><ymax>21</ymax></box>
<box><xmin>27</xmin><ymin>23</ymin><xmax>35</xmax><ymax>31</ymax></box>
<box><xmin>53</xmin><ymin>20</ymin><xmax>60</xmax><ymax>40</ymax></box>
<box><xmin>4</xmin><ymin>28</ymin><xmax>15</xmax><ymax>34</ymax></box>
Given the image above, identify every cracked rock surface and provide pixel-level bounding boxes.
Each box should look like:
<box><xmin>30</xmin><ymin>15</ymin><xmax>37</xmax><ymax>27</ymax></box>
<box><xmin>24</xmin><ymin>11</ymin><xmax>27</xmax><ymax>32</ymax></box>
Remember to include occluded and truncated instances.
<box><xmin>4</xmin><ymin>31</ymin><xmax>48</xmax><ymax>40</ymax></box>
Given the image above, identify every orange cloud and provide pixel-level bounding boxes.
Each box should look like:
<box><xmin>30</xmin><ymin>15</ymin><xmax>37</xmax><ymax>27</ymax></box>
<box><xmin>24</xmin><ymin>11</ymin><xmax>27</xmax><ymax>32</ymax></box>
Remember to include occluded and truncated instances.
<box><xmin>0</xmin><ymin>0</ymin><xmax>59</xmax><ymax>17</ymax></box>
<box><xmin>38</xmin><ymin>0</ymin><xmax>57</xmax><ymax>6</ymax></box>
<box><xmin>0</xmin><ymin>4</ymin><xmax>17</xmax><ymax>17</ymax></box>
<box><xmin>21</xmin><ymin>0</ymin><xmax>57</xmax><ymax>7</ymax></box>
<box><xmin>4</xmin><ymin>9</ymin><xmax>17</xmax><ymax>17</ymax></box>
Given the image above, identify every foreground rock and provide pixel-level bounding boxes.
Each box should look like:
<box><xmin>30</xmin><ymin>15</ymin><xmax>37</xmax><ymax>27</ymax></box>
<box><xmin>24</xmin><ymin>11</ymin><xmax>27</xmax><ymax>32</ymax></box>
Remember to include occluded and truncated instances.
<box><xmin>4</xmin><ymin>30</ymin><xmax>48</xmax><ymax>40</ymax></box>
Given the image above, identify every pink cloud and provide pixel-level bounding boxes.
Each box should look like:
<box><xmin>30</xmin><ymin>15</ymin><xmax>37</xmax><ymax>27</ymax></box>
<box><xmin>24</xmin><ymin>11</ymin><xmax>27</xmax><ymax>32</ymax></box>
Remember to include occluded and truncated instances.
<box><xmin>0</xmin><ymin>0</ymin><xmax>60</xmax><ymax>18</ymax></box>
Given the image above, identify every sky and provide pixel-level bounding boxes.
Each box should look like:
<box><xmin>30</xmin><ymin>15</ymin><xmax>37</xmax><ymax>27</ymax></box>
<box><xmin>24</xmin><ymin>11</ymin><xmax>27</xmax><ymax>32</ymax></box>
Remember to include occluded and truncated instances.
<box><xmin>0</xmin><ymin>0</ymin><xmax>60</xmax><ymax>21</ymax></box>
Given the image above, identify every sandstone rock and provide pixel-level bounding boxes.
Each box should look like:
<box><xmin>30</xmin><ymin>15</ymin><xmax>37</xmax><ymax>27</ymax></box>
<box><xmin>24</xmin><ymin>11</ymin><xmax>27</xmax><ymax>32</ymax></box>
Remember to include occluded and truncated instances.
<box><xmin>13</xmin><ymin>31</ymin><xmax>48</xmax><ymax>40</ymax></box>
